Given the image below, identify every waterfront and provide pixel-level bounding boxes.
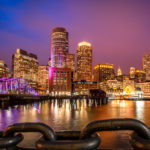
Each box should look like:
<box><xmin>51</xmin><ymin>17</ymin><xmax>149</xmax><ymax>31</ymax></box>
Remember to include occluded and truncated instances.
<box><xmin>0</xmin><ymin>99</ymin><xmax>150</xmax><ymax>149</ymax></box>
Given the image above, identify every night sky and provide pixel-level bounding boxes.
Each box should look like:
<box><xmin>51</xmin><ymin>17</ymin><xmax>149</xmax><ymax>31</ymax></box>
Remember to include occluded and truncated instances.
<box><xmin>1</xmin><ymin>0</ymin><xmax>150</xmax><ymax>74</ymax></box>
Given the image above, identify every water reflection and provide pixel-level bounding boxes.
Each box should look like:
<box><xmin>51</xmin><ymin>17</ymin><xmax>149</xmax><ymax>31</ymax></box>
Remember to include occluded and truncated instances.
<box><xmin>0</xmin><ymin>99</ymin><xmax>105</xmax><ymax>130</ymax></box>
<box><xmin>1</xmin><ymin>99</ymin><xmax>150</xmax><ymax>149</ymax></box>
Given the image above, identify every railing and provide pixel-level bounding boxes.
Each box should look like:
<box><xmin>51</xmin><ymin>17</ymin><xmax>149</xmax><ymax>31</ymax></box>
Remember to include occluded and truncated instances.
<box><xmin>1</xmin><ymin>118</ymin><xmax>150</xmax><ymax>149</ymax></box>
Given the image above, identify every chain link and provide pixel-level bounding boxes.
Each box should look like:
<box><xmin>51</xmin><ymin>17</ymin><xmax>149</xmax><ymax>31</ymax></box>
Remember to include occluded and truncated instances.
<box><xmin>0</xmin><ymin>131</ymin><xmax>23</xmax><ymax>149</ymax></box>
<box><xmin>0</xmin><ymin>118</ymin><xmax>150</xmax><ymax>149</ymax></box>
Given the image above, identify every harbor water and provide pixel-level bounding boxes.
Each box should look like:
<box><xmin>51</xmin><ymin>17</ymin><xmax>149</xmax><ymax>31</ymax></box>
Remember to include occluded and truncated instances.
<box><xmin>0</xmin><ymin>99</ymin><xmax>150</xmax><ymax>149</ymax></box>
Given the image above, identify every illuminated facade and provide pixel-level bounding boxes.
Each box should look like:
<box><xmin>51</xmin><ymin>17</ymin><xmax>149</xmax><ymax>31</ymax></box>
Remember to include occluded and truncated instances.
<box><xmin>77</xmin><ymin>41</ymin><xmax>92</xmax><ymax>81</ymax></box>
<box><xmin>73</xmin><ymin>81</ymin><xmax>97</xmax><ymax>95</ymax></box>
<box><xmin>38</xmin><ymin>65</ymin><xmax>49</xmax><ymax>94</ymax></box>
<box><xmin>12</xmin><ymin>49</ymin><xmax>38</xmax><ymax>88</ymax></box>
<box><xmin>135</xmin><ymin>69</ymin><xmax>146</xmax><ymax>83</ymax></box>
<box><xmin>49</xmin><ymin>67</ymin><xmax>71</xmax><ymax>96</ymax></box>
<box><xmin>66</xmin><ymin>54</ymin><xmax>75</xmax><ymax>72</ymax></box>
<box><xmin>51</xmin><ymin>27</ymin><xmax>68</xmax><ymax>68</ymax></box>
<box><xmin>136</xmin><ymin>82</ymin><xmax>150</xmax><ymax>97</ymax></box>
<box><xmin>143</xmin><ymin>53</ymin><xmax>150</xmax><ymax>81</ymax></box>
<box><xmin>117</xmin><ymin>66</ymin><xmax>122</xmax><ymax>76</ymax></box>
<box><xmin>129</xmin><ymin>67</ymin><xmax>135</xmax><ymax>79</ymax></box>
<box><xmin>123</xmin><ymin>76</ymin><xmax>135</xmax><ymax>95</ymax></box>
<box><xmin>0</xmin><ymin>60</ymin><xmax>10</xmax><ymax>77</ymax></box>
<box><xmin>94</xmin><ymin>64</ymin><xmax>115</xmax><ymax>82</ymax></box>
<box><xmin>99</xmin><ymin>80</ymin><xmax>123</xmax><ymax>97</ymax></box>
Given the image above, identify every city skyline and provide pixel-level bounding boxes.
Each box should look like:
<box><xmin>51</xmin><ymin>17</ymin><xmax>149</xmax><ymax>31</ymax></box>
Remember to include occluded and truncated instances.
<box><xmin>1</xmin><ymin>0</ymin><xmax>150</xmax><ymax>73</ymax></box>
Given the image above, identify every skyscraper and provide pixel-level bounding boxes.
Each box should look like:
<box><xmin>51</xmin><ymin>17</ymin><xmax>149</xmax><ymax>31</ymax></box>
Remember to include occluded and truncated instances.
<box><xmin>94</xmin><ymin>64</ymin><xmax>115</xmax><ymax>82</ymax></box>
<box><xmin>12</xmin><ymin>49</ymin><xmax>38</xmax><ymax>88</ymax></box>
<box><xmin>51</xmin><ymin>27</ymin><xmax>68</xmax><ymax>68</ymax></box>
<box><xmin>143</xmin><ymin>53</ymin><xmax>150</xmax><ymax>81</ymax></box>
<box><xmin>77</xmin><ymin>41</ymin><xmax>92</xmax><ymax>81</ymax></box>
<box><xmin>117</xmin><ymin>66</ymin><xmax>122</xmax><ymax>76</ymax></box>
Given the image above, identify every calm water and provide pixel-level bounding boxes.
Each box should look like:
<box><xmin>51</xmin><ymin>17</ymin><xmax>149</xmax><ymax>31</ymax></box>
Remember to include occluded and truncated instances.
<box><xmin>0</xmin><ymin>99</ymin><xmax>150</xmax><ymax>149</ymax></box>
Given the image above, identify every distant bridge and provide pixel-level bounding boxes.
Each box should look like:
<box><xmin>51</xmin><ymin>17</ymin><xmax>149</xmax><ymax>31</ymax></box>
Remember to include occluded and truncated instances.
<box><xmin>0</xmin><ymin>77</ymin><xmax>38</xmax><ymax>95</ymax></box>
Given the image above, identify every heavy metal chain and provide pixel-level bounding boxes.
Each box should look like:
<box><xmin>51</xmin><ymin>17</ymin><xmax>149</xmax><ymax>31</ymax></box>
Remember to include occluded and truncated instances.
<box><xmin>1</xmin><ymin>118</ymin><xmax>150</xmax><ymax>150</ymax></box>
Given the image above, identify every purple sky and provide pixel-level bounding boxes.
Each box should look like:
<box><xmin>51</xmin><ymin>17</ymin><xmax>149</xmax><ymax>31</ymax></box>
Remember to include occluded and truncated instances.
<box><xmin>1</xmin><ymin>0</ymin><xmax>150</xmax><ymax>74</ymax></box>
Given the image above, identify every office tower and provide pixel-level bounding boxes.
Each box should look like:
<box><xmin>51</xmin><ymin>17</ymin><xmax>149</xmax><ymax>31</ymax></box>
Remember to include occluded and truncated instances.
<box><xmin>66</xmin><ymin>54</ymin><xmax>75</xmax><ymax>72</ymax></box>
<box><xmin>135</xmin><ymin>69</ymin><xmax>146</xmax><ymax>83</ymax></box>
<box><xmin>38</xmin><ymin>65</ymin><xmax>49</xmax><ymax>94</ymax></box>
<box><xmin>12</xmin><ymin>49</ymin><xmax>38</xmax><ymax>88</ymax></box>
<box><xmin>117</xmin><ymin>66</ymin><xmax>122</xmax><ymax>76</ymax></box>
<box><xmin>129</xmin><ymin>67</ymin><xmax>135</xmax><ymax>79</ymax></box>
<box><xmin>94</xmin><ymin>64</ymin><xmax>115</xmax><ymax>82</ymax></box>
<box><xmin>49</xmin><ymin>67</ymin><xmax>71</xmax><ymax>96</ymax></box>
<box><xmin>143</xmin><ymin>53</ymin><xmax>150</xmax><ymax>81</ymax></box>
<box><xmin>51</xmin><ymin>27</ymin><xmax>68</xmax><ymax>68</ymax></box>
<box><xmin>77</xmin><ymin>41</ymin><xmax>92</xmax><ymax>81</ymax></box>
<box><xmin>0</xmin><ymin>60</ymin><xmax>9</xmax><ymax>77</ymax></box>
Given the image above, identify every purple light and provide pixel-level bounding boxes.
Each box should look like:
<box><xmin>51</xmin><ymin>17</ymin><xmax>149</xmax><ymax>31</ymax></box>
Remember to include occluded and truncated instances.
<box><xmin>0</xmin><ymin>77</ymin><xmax>39</xmax><ymax>95</ymax></box>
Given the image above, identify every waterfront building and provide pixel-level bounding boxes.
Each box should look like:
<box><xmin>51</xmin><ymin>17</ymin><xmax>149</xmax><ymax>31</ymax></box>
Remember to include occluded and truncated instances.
<box><xmin>123</xmin><ymin>76</ymin><xmax>135</xmax><ymax>95</ymax></box>
<box><xmin>136</xmin><ymin>82</ymin><xmax>150</xmax><ymax>98</ymax></box>
<box><xmin>94</xmin><ymin>64</ymin><xmax>115</xmax><ymax>82</ymax></box>
<box><xmin>117</xmin><ymin>66</ymin><xmax>122</xmax><ymax>76</ymax></box>
<box><xmin>66</xmin><ymin>53</ymin><xmax>75</xmax><ymax>72</ymax></box>
<box><xmin>12</xmin><ymin>49</ymin><xmax>38</xmax><ymax>88</ymax></box>
<box><xmin>129</xmin><ymin>67</ymin><xmax>135</xmax><ymax>79</ymax></box>
<box><xmin>38</xmin><ymin>65</ymin><xmax>49</xmax><ymax>94</ymax></box>
<box><xmin>77</xmin><ymin>41</ymin><xmax>92</xmax><ymax>82</ymax></box>
<box><xmin>0</xmin><ymin>60</ymin><xmax>10</xmax><ymax>77</ymax></box>
<box><xmin>143</xmin><ymin>53</ymin><xmax>150</xmax><ymax>81</ymax></box>
<box><xmin>99</xmin><ymin>80</ymin><xmax>123</xmax><ymax>98</ymax></box>
<box><xmin>73</xmin><ymin>81</ymin><xmax>97</xmax><ymax>95</ymax></box>
<box><xmin>134</xmin><ymin>69</ymin><xmax>146</xmax><ymax>83</ymax></box>
<box><xmin>49</xmin><ymin>67</ymin><xmax>71</xmax><ymax>96</ymax></box>
<box><xmin>51</xmin><ymin>27</ymin><xmax>68</xmax><ymax>68</ymax></box>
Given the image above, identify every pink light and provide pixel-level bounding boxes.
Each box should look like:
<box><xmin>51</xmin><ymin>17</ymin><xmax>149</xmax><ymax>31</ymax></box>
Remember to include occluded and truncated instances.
<box><xmin>49</xmin><ymin>67</ymin><xmax>53</xmax><ymax>80</ymax></box>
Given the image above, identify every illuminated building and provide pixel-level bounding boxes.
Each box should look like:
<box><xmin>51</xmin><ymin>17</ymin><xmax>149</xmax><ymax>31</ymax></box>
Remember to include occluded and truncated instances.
<box><xmin>99</xmin><ymin>80</ymin><xmax>123</xmax><ymax>98</ymax></box>
<box><xmin>66</xmin><ymin>54</ymin><xmax>75</xmax><ymax>72</ymax></box>
<box><xmin>129</xmin><ymin>67</ymin><xmax>135</xmax><ymax>79</ymax></box>
<box><xmin>117</xmin><ymin>66</ymin><xmax>122</xmax><ymax>76</ymax></box>
<box><xmin>143</xmin><ymin>53</ymin><xmax>150</xmax><ymax>81</ymax></box>
<box><xmin>135</xmin><ymin>69</ymin><xmax>146</xmax><ymax>83</ymax></box>
<box><xmin>136</xmin><ymin>82</ymin><xmax>150</xmax><ymax>97</ymax></box>
<box><xmin>123</xmin><ymin>76</ymin><xmax>135</xmax><ymax>95</ymax></box>
<box><xmin>73</xmin><ymin>81</ymin><xmax>97</xmax><ymax>95</ymax></box>
<box><xmin>38</xmin><ymin>65</ymin><xmax>49</xmax><ymax>94</ymax></box>
<box><xmin>51</xmin><ymin>27</ymin><xmax>68</xmax><ymax>68</ymax></box>
<box><xmin>77</xmin><ymin>41</ymin><xmax>92</xmax><ymax>81</ymax></box>
<box><xmin>49</xmin><ymin>67</ymin><xmax>71</xmax><ymax>96</ymax></box>
<box><xmin>12</xmin><ymin>49</ymin><xmax>38</xmax><ymax>88</ymax></box>
<box><xmin>0</xmin><ymin>60</ymin><xmax>10</xmax><ymax>77</ymax></box>
<box><xmin>94</xmin><ymin>64</ymin><xmax>115</xmax><ymax>82</ymax></box>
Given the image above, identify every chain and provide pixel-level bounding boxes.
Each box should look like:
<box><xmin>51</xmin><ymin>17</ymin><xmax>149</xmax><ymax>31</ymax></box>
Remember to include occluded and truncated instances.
<box><xmin>0</xmin><ymin>118</ymin><xmax>150</xmax><ymax>150</ymax></box>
